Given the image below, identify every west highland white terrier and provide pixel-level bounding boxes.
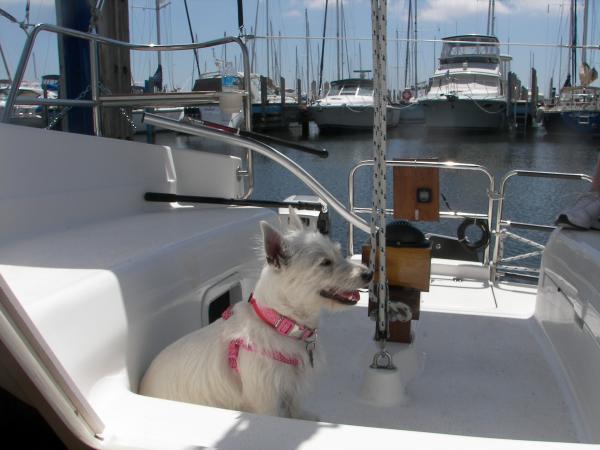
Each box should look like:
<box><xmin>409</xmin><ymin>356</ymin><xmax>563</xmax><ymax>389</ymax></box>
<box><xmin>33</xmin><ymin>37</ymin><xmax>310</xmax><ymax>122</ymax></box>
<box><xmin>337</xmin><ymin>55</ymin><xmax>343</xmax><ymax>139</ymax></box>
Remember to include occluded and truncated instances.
<box><xmin>140</xmin><ymin>209</ymin><xmax>372</xmax><ymax>419</ymax></box>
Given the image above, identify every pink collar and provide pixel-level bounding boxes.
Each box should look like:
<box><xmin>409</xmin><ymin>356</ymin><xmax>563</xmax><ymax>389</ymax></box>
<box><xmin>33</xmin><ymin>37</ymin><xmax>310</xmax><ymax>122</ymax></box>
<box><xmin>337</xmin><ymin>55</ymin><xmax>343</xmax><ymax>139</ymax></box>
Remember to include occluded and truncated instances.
<box><xmin>249</xmin><ymin>294</ymin><xmax>316</xmax><ymax>342</ymax></box>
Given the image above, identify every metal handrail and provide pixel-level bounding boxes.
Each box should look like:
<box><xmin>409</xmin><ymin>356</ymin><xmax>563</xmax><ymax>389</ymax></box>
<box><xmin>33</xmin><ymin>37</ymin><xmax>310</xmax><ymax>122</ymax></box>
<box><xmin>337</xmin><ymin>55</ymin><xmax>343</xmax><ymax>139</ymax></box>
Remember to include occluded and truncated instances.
<box><xmin>490</xmin><ymin>169</ymin><xmax>593</xmax><ymax>281</ymax></box>
<box><xmin>143</xmin><ymin>113</ymin><xmax>371</xmax><ymax>234</ymax></box>
<box><xmin>348</xmin><ymin>159</ymin><xmax>495</xmax><ymax>264</ymax></box>
<box><xmin>2</xmin><ymin>23</ymin><xmax>255</xmax><ymax>197</ymax></box>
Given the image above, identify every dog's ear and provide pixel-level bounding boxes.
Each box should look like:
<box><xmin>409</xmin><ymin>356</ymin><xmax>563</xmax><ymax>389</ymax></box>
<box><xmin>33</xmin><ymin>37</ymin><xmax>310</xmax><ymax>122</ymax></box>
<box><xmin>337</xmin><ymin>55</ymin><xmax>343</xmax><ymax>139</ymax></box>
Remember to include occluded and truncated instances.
<box><xmin>288</xmin><ymin>207</ymin><xmax>305</xmax><ymax>231</ymax></box>
<box><xmin>260</xmin><ymin>221</ymin><xmax>287</xmax><ymax>268</ymax></box>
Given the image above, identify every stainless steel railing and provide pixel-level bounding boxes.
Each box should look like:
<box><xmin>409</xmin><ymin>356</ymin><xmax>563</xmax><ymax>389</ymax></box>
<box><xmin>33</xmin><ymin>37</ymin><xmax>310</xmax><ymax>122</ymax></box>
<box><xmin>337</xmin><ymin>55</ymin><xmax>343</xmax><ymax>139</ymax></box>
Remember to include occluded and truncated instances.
<box><xmin>348</xmin><ymin>161</ymin><xmax>593</xmax><ymax>284</ymax></box>
<box><xmin>143</xmin><ymin>113</ymin><xmax>371</xmax><ymax>234</ymax></box>
<box><xmin>1</xmin><ymin>23</ymin><xmax>256</xmax><ymax>196</ymax></box>
<box><xmin>348</xmin><ymin>160</ymin><xmax>496</xmax><ymax>265</ymax></box>
<box><xmin>491</xmin><ymin>170</ymin><xmax>593</xmax><ymax>281</ymax></box>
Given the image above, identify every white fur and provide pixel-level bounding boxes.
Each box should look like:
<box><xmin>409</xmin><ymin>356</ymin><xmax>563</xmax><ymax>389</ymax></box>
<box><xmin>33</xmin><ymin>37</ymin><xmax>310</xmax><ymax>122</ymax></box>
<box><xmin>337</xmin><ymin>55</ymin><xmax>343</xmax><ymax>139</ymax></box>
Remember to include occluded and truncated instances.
<box><xmin>139</xmin><ymin>209</ymin><xmax>371</xmax><ymax>419</ymax></box>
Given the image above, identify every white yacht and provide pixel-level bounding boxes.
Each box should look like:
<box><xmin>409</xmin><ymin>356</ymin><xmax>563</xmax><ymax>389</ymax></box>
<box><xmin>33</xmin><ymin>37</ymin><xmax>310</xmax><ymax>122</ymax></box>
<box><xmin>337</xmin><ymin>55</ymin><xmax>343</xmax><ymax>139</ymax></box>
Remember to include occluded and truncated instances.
<box><xmin>308</xmin><ymin>78</ymin><xmax>400</xmax><ymax>131</ymax></box>
<box><xmin>418</xmin><ymin>35</ymin><xmax>509</xmax><ymax>131</ymax></box>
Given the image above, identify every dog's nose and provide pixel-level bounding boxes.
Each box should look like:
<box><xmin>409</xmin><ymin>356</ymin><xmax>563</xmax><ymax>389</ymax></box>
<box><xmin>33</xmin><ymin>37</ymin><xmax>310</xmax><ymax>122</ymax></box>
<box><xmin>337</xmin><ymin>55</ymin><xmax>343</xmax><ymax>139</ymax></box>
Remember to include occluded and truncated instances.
<box><xmin>361</xmin><ymin>270</ymin><xmax>373</xmax><ymax>282</ymax></box>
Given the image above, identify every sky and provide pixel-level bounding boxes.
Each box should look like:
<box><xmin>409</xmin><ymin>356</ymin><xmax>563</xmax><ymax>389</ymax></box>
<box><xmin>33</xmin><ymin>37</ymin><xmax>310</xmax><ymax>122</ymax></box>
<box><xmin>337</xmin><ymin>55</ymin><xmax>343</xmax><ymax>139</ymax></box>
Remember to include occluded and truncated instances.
<box><xmin>0</xmin><ymin>0</ymin><xmax>598</xmax><ymax>97</ymax></box>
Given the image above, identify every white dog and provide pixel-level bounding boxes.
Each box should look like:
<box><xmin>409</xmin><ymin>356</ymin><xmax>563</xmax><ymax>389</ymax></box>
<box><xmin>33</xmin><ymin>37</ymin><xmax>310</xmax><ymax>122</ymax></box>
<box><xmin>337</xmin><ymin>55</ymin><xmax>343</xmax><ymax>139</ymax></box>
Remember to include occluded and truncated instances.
<box><xmin>139</xmin><ymin>209</ymin><xmax>372</xmax><ymax>419</ymax></box>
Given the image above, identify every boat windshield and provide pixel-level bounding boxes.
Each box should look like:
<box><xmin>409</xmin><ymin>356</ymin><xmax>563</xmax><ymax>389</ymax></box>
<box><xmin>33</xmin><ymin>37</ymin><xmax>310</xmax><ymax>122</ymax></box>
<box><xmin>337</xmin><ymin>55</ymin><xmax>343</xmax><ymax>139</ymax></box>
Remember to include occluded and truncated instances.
<box><xmin>339</xmin><ymin>85</ymin><xmax>358</xmax><ymax>95</ymax></box>
<box><xmin>358</xmin><ymin>85</ymin><xmax>374</xmax><ymax>96</ymax></box>
<box><xmin>441</xmin><ymin>42</ymin><xmax>500</xmax><ymax>59</ymax></box>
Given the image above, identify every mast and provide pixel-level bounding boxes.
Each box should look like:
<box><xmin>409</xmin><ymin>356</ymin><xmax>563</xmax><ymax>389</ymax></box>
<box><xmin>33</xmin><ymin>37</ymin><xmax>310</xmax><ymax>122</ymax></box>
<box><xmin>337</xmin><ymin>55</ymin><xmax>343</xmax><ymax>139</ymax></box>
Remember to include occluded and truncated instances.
<box><xmin>155</xmin><ymin>0</ymin><xmax>162</xmax><ymax>67</ymax></box>
<box><xmin>0</xmin><ymin>42</ymin><xmax>11</xmax><ymax>83</ymax></box>
<box><xmin>568</xmin><ymin>0</ymin><xmax>577</xmax><ymax>85</ymax></box>
<box><xmin>582</xmin><ymin>0</ymin><xmax>589</xmax><ymax>65</ymax></box>
<box><xmin>487</xmin><ymin>0</ymin><xmax>496</xmax><ymax>36</ymax></box>
<box><xmin>251</xmin><ymin>0</ymin><xmax>260</xmax><ymax>72</ymax></box>
<box><xmin>183</xmin><ymin>0</ymin><xmax>201</xmax><ymax>78</ymax></box>
<box><xmin>336</xmin><ymin>0</ymin><xmax>340</xmax><ymax>80</ymax></box>
<box><xmin>404</xmin><ymin>0</ymin><xmax>411</xmax><ymax>89</ymax></box>
<box><xmin>318</xmin><ymin>0</ymin><xmax>329</xmax><ymax>97</ymax></box>
<box><xmin>305</xmin><ymin>9</ymin><xmax>310</xmax><ymax>99</ymax></box>
<box><xmin>266</xmin><ymin>0</ymin><xmax>270</xmax><ymax>80</ymax></box>
<box><xmin>413</xmin><ymin>0</ymin><xmax>418</xmax><ymax>98</ymax></box>
<box><xmin>396</xmin><ymin>28</ymin><xmax>399</xmax><ymax>98</ymax></box>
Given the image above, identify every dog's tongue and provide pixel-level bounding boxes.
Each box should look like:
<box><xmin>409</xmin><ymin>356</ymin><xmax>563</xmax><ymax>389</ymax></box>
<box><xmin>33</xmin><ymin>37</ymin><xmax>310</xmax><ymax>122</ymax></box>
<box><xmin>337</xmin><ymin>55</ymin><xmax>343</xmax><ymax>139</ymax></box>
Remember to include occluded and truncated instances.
<box><xmin>342</xmin><ymin>290</ymin><xmax>360</xmax><ymax>302</ymax></box>
<box><xmin>321</xmin><ymin>288</ymin><xmax>360</xmax><ymax>304</ymax></box>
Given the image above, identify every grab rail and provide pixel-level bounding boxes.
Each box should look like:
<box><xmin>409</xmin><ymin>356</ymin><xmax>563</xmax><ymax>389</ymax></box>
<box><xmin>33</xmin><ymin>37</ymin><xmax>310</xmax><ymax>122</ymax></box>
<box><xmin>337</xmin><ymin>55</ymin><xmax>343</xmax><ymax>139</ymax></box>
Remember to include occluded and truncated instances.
<box><xmin>348</xmin><ymin>160</ymin><xmax>496</xmax><ymax>264</ymax></box>
<box><xmin>143</xmin><ymin>113</ymin><xmax>371</xmax><ymax>234</ymax></box>
<box><xmin>2</xmin><ymin>23</ymin><xmax>255</xmax><ymax>197</ymax></box>
<box><xmin>491</xmin><ymin>170</ymin><xmax>593</xmax><ymax>281</ymax></box>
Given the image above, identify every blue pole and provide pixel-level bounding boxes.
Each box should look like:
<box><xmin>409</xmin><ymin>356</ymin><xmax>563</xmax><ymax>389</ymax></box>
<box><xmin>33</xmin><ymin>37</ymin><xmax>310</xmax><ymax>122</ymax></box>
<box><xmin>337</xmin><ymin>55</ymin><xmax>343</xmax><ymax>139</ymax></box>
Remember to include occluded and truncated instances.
<box><xmin>55</xmin><ymin>0</ymin><xmax>93</xmax><ymax>134</ymax></box>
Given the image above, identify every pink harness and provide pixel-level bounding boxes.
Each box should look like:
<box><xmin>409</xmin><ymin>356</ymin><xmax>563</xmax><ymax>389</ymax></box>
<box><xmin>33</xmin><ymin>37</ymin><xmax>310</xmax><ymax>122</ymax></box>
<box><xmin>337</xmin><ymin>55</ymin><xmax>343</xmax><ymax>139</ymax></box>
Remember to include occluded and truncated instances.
<box><xmin>222</xmin><ymin>294</ymin><xmax>317</xmax><ymax>373</ymax></box>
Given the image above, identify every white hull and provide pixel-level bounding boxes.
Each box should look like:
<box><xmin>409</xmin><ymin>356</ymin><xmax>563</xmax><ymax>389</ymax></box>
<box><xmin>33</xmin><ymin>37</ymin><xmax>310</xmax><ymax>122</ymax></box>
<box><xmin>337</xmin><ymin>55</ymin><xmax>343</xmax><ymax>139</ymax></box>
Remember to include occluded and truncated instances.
<box><xmin>310</xmin><ymin>105</ymin><xmax>400</xmax><ymax>130</ymax></box>
<box><xmin>395</xmin><ymin>102</ymin><xmax>425</xmax><ymax>123</ymax></box>
<box><xmin>0</xmin><ymin>122</ymin><xmax>599</xmax><ymax>449</ymax></box>
<box><xmin>419</xmin><ymin>98</ymin><xmax>507</xmax><ymax>130</ymax></box>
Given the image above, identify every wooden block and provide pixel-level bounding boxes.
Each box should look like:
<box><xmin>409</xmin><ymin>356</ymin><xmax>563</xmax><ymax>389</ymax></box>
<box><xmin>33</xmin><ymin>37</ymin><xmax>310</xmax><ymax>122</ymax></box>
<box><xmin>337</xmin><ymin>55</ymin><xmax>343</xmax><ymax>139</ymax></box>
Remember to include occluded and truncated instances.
<box><xmin>389</xmin><ymin>321</ymin><xmax>412</xmax><ymax>343</ymax></box>
<box><xmin>393</xmin><ymin>166</ymin><xmax>440</xmax><ymax>222</ymax></box>
<box><xmin>362</xmin><ymin>245</ymin><xmax>431</xmax><ymax>292</ymax></box>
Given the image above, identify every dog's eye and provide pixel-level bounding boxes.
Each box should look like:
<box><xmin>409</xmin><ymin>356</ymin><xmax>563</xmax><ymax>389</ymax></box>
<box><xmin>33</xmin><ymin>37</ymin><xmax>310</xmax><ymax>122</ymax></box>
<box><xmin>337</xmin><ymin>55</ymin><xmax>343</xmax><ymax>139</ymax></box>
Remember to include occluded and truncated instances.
<box><xmin>320</xmin><ymin>258</ymin><xmax>332</xmax><ymax>267</ymax></box>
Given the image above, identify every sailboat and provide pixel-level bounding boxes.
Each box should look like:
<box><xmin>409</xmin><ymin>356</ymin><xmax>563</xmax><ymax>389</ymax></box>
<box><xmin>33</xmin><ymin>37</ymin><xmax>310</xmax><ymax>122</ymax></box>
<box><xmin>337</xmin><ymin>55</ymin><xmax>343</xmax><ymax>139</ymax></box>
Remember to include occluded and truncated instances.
<box><xmin>2</xmin><ymin>3</ymin><xmax>600</xmax><ymax>448</ymax></box>
<box><xmin>541</xmin><ymin>0</ymin><xmax>600</xmax><ymax>136</ymax></box>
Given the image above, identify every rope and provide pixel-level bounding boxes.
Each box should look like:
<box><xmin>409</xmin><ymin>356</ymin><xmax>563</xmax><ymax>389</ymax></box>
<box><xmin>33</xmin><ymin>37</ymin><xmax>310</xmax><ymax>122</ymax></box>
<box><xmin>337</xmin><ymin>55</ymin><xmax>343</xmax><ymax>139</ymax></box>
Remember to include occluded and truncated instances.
<box><xmin>369</xmin><ymin>0</ymin><xmax>389</xmax><ymax>352</ymax></box>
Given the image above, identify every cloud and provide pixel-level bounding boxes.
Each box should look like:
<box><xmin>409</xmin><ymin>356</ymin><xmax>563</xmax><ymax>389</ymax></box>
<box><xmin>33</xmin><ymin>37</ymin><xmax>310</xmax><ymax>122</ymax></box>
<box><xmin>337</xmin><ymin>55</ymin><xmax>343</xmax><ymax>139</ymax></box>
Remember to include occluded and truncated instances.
<box><xmin>420</xmin><ymin>0</ymin><xmax>509</xmax><ymax>22</ymax></box>
<box><xmin>284</xmin><ymin>9</ymin><xmax>302</xmax><ymax>17</ymax></box>
<box><xmin>419</xmin><ymin>0</ymin><xmax>567</xmax><ymax>23</ymax></box>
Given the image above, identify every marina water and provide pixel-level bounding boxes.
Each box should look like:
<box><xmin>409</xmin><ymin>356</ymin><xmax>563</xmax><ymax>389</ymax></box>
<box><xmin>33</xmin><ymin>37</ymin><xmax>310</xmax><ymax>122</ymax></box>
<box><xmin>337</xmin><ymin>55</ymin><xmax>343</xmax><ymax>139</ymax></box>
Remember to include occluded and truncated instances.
<box><xmin>144</xmin><ymin>124</ymin><xmax>599</xmax><ymax>265</ymax></box>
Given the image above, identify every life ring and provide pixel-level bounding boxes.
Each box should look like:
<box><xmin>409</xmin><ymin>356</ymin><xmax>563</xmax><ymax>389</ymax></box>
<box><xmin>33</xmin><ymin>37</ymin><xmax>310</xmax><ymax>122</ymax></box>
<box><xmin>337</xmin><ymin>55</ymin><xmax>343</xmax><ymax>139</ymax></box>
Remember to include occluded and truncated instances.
<box><xmin>457</xmin><ymin>218</ymin><xmax>490</xmax><ymax>251</ymax></box>
<box><xmin>401</xmin><ymin>89</ymin><xmax>412</xmax><ymax>101</ymax></box>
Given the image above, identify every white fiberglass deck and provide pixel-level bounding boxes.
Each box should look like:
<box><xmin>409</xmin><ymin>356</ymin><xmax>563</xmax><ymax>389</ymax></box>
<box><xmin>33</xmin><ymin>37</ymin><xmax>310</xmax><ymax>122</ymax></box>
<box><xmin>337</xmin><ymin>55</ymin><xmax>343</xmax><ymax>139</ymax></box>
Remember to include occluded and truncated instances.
<box><xmin>304</xmin><ymin>274</ymin><xmax>581</xmax><ymax>444</ymax></box>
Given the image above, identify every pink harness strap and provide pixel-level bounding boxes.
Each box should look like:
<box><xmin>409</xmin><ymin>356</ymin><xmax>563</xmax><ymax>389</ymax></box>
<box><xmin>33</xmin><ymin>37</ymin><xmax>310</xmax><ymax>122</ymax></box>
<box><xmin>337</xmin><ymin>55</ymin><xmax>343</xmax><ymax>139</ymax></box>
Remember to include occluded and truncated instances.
<box><xmin>222</xmin><ymin>304</ymin><xmax>301</xmax><ymax>373</ymax></box>
<box><xmin>249</xmin><ymin>295</ymin><xmax>316</xmax><ymax>342</ymax></box>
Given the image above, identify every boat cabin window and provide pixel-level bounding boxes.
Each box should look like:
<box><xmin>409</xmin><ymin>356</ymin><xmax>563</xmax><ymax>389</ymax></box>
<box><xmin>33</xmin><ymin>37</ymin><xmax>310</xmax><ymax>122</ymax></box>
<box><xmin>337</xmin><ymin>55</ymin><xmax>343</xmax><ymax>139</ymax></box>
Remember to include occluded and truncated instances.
<box><xmin>442</xmin><ymin>42</ymin><xmax>500</xmax><ymax>59</ymax></box>
<box><xmin>340</xmin><ymin>85</ymin><xmax>358</xmax><ymax>95</ymax></box>
<box><xmin>434</xmin><ymin>74</ymin><xmax>499</xmax><ymax>92</ymax></box>
<box><xmin>357</xmin><ymin>86</ymin><xmax>374</xmax><ymax>96</ymax></box>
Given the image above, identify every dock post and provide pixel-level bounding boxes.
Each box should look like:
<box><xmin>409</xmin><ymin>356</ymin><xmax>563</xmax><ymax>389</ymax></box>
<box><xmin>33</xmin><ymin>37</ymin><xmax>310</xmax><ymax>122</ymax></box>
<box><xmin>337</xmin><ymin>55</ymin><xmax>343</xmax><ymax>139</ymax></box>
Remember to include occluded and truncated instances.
<box><xmin>96</xmin><ymin>0</ymin><xmax>132</xmax><ymax>139</ymax></box>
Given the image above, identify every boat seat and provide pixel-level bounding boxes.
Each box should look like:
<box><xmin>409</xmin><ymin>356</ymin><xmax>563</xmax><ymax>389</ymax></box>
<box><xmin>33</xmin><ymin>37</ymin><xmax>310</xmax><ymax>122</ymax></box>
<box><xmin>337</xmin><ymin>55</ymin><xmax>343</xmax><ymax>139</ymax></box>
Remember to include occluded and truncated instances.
<box><xmin>0</xmin><ymin>124</ymin><xmax>276</xmax><ymax>412</ymax></box>
<box><xmin>0</xmin><ymin>206</ymin><xmax>274</xmax><ymax>397</ymax></box>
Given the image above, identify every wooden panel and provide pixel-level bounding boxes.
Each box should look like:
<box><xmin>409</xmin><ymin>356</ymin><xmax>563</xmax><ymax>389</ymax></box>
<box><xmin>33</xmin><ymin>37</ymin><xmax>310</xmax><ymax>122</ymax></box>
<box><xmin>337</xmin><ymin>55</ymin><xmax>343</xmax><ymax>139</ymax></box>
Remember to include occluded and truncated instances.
<box><xmin>393</xmin><ymin>166</ymin><xmax>440</xmax><ymax>222</ymax></box>
<box><xmin>362</xmin><ymin>245</ymin><xmax>431</xmax><ymax>292</ymax></box>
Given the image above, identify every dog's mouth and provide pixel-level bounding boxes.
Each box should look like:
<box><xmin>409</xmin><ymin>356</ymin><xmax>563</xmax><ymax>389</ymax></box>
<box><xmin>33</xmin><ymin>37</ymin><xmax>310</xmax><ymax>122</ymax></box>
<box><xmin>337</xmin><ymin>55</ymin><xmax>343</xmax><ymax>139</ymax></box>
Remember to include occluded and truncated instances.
<box><xmin>319</xmin><ymin>288</ymin><xmax>361</xmax><ymax>305</ymax></box>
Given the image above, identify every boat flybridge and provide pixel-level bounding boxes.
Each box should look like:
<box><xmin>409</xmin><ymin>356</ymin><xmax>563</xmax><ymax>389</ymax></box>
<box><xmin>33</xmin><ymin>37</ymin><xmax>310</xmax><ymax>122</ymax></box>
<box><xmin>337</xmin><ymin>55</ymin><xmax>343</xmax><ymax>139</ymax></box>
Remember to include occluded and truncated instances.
<box><xmin>1</xmin><ymin>23</ymin><xmax>600</xmax><ymax>450</ymax></box>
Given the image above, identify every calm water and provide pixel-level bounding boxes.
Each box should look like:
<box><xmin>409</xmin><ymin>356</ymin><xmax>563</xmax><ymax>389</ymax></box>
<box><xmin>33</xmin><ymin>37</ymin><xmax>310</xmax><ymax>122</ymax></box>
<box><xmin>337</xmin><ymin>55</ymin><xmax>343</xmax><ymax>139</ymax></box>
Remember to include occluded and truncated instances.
<box><xmin>151</xmin><ymin>123</ymin><xmax>599</xmax><ymax>264</ymax></box>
